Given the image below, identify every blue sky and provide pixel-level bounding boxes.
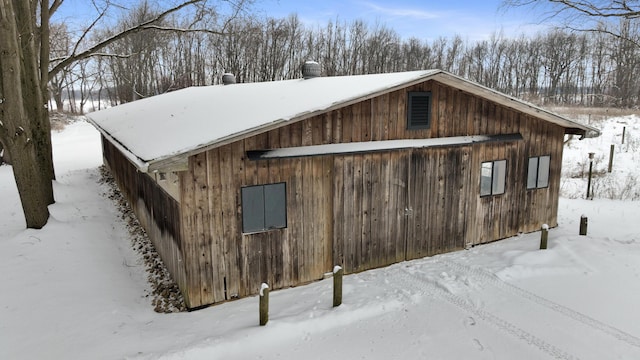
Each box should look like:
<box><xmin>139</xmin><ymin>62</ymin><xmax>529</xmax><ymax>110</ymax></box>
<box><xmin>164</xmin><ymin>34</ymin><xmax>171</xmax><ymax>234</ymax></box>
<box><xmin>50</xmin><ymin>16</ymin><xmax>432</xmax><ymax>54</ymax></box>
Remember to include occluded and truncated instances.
<box><xmin>255</xmin><ymin>0</ymin><xmax>552</xmax><ymax>41</ymax></box>
<box><xmin>52</xmin><ymin>0</ymin><xmax>553</xmax><ymax>42</ymax></box>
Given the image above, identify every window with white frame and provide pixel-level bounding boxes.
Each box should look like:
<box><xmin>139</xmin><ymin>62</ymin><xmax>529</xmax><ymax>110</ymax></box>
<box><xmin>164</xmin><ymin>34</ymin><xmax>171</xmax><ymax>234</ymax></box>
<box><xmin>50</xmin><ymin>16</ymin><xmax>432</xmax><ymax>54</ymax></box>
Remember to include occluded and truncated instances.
<box><xmin>527</xmin><ymin>155</ymin><xmax>550</xmax><ymax>189</ymax></box>
<box><xmin>480</xmin><ymin>160</ymin><xmax>507</xmax><ymax>196</ymax></box>
<box><xmin>241</xmin><ymin>183</ymin><xmax>287</xmax><ymax>233</ymax></box>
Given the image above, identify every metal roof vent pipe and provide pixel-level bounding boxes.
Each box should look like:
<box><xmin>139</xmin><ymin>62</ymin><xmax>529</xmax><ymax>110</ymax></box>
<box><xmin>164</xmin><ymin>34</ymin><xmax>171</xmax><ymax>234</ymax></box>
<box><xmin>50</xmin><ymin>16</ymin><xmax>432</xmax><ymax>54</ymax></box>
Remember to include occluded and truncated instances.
<box><xmin>302</xmin><ymin>61</ymin><xmax>321</xmax><ymax>79</ymax></box>
<box><xmin>222</xmin><ymin>73</ymin><xmax>236</xmax><ymax>85</ymax></box>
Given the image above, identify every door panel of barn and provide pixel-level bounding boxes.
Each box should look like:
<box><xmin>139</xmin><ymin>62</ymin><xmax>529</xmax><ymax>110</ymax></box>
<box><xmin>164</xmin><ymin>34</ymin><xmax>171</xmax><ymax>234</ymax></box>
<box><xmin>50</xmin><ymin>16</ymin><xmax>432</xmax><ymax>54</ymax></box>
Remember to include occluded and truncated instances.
<box><xmin>405</xmin><ymin>147</ymin><xmax>471</xmax><ymax>260</ymax></box>
<box><xmin>333</xmin><ymin>151</ymin><xmax>409</xmax><ymax>273</ymax></box>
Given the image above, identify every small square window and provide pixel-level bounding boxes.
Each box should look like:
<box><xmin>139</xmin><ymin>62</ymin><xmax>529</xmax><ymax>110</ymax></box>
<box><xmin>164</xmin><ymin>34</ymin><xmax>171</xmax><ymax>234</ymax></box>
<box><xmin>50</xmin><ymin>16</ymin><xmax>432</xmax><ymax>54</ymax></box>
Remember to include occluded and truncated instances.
<box><xmin>527</xmin><ymin>155</ymin><xmax>550</xmax><ymax>189</ymax></box>
<box><xmin>480</xmin><ymin>160</ymin><xmax>506</xmax><ymax>197</ymax></box>
<box><xmin>407</xmin><ymin>91</ymin><xmax>431</xmax><ymax>130</ymax></box>
<box><xmin>241</xmin><ymin>183</ymin><xmax>287</xmax><ymax>233</ymax></box>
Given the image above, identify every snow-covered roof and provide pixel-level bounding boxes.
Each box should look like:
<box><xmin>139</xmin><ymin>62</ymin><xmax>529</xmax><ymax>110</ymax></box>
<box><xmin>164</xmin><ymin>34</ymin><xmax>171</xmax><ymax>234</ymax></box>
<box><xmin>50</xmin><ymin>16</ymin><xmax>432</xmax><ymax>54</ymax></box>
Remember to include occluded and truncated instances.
<box><xmin>86</xmin><ymin>69</ymin><xmax>598</xmax><ymax>172</ymax></box>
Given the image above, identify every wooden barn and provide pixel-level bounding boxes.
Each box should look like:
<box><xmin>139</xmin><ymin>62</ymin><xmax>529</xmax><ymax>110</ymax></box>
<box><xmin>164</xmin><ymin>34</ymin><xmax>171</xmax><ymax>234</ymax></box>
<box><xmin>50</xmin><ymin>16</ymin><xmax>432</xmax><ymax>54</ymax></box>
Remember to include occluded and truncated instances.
<box><xmin>87</xmin><ymin>67</ymin><xmax>598</xmax><ymax>310</ymax></box>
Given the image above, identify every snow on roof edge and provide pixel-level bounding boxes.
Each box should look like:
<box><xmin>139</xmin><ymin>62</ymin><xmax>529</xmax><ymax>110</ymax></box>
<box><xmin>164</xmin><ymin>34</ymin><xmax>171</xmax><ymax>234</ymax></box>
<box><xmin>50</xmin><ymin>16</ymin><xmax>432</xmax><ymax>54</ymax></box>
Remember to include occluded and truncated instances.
<box><xmin>86</xmin><ymin>116</ymin><xmax>150</xmax><ymax>172</ymax></box>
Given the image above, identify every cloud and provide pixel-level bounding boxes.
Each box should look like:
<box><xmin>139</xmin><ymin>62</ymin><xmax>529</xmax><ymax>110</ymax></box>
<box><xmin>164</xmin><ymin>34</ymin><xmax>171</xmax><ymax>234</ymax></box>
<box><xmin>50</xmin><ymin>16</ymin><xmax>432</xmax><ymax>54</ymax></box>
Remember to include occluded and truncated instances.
<box><xmin>362</xmin><ymin>1</ymin><xmax>442</xmax><ymax>20</ymax></box>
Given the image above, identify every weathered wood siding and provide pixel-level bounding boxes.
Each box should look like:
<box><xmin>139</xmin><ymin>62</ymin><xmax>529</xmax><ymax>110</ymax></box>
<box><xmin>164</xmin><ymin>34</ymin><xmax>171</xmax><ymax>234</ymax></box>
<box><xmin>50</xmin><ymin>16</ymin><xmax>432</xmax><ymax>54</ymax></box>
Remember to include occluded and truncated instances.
<box><xmin>179</xmin><ymin>146</ymin><xmax>333</xmax><ymax>306</ymax></box>
<box><xmin>333</xmin><ymin>151</ymin><xmax>408</xmax><ymax>273</ymax></box>
<box><xmin>102</xmin><ymin>138</ymin><xmax>187</xmax><ymax>301</ymax></box>
<box><xmin>175</xmin><ymin>79</ymin><xmax>566</xmax><ymax>308</ymax></box>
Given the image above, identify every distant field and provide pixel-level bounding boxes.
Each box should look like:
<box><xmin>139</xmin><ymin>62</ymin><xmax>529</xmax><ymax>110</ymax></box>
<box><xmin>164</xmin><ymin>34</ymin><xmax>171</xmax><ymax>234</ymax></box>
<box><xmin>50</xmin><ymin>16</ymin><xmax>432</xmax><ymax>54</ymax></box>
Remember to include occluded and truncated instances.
<box><xmin>549</xmin><ymin>106</ymin><xmax>640</xmax><ymax>122</ymax></box>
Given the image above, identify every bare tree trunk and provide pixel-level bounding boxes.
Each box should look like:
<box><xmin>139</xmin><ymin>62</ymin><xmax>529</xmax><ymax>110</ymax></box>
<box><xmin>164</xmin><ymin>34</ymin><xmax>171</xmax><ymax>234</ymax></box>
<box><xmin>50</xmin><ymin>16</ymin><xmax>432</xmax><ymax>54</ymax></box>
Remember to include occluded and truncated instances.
<box><xmin>14</xmin><ymin>0</ymin><xmax>56</xmax><ymax>205</ymax></box>
<box><xmin>0</xmin><ymin>0</ymin><xmax>50</xmax><ymax>228</ymax></box>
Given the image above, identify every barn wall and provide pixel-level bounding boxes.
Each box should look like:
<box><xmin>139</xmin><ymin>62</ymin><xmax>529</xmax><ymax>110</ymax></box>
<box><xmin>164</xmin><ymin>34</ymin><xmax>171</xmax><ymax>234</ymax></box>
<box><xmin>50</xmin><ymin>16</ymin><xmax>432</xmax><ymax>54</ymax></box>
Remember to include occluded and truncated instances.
<box><xmin>102</xmin><ymin>138</ymin><xmax>187</xmax><ymax>301</ymax></box>
<box><xmin>177</xmin><ymin>79</ymin><xmax>566</xmax><ymax>308</ymax></box>
<box><xmin>275</xmin><ymin>80</ymin><xmax>564</xmax><ymax>244</ymax></box>
<box><xmin>178</xmin><ymin>141</ymin><xmax>333</xmax><ymax>307</ymax></box>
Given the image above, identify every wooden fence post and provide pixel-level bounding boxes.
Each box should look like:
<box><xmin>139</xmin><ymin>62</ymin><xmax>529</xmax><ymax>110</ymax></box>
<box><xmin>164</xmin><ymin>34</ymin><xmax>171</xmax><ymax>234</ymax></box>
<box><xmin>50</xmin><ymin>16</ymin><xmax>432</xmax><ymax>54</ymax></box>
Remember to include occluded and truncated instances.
<box><xmin>586</xmin><ymin>152</ymin><xmax>594</xmax><ymax>200</ymax></box>
<box><xmin>540</xmin><ymin>224</ymin><xmax>549</xmax><ymax>249</ymax></box>
<box><xmin>622</xmin><ymin>126</ymin><xmax>626</xmax><ymax>144</ymax></box>
<box><xmin>259</xmin><ymin>283</ymin><xmax>269</xmax><ymax>326</ymax></box>
<box><xmin>579</xmin><ymin>216</ymin><xmax>588</xmax><ymax>236</ymax></box>
<box><xmin>333</xmin><ymin>265</ymin><xmax>343</xmax><ymax>307</ymax></box>
<box><xmin>608</xmin><ymin>144</ymin><xmax>614</xmax><ymax>173</ymax></box>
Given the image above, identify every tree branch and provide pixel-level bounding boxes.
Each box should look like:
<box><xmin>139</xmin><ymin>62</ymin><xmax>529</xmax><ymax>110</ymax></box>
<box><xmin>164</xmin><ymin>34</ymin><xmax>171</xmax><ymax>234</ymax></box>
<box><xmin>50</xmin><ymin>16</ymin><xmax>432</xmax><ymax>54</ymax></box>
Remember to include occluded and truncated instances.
<box><xmin>566</xmin><ymin>24</ymin><xmax>640</xmax><ymax>47</ymax></box>
<box><xmin>67</xmin><ymin>3</ymin><xmax>109</xmax><ymax>62</ymax></box>
<box><xmin>49</xmin><ymin>0</ymin><xmax>206</xmax><ymax>78</ymax></box>
<box><xmin>49</xmin><ymin>0</ymin><xmax>63</xmax><ymax>16</ymax></box>
<box><xmin>503</xmin><ymin>1</ymin><xmax>640</xmax><ymax>46</ymax></box>
<box><xmin>50</xmin><ymin>51</ymin><xmax>135</xmax><ymax>63</ymax></box>
<box><xmin>139</xmin><ymin>24</ymin><xmax>224</xmax><ymax>35</ymax></box>
<box><xmin>547</xmin><ymin>0</ymin><xmax>640</xmax><ymax>18</ymax></box>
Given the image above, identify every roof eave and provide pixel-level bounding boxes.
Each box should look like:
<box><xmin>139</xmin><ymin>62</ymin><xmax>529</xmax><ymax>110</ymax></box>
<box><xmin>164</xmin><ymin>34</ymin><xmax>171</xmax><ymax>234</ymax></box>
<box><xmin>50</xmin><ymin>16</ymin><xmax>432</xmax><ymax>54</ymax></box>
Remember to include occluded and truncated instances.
<box><xmin>85</xmin><ymin>115</ymin><xmax>151</xmax><ymax>172</ymax></box>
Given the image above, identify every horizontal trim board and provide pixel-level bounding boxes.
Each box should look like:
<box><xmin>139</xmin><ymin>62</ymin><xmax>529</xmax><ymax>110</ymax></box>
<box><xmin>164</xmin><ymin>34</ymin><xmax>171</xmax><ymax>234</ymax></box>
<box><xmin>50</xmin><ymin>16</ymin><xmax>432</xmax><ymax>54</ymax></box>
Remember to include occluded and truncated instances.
<box><xmin>247</xmin><ymin>133</ymin><xmax>523</xmax><ymax>160</ymax></box>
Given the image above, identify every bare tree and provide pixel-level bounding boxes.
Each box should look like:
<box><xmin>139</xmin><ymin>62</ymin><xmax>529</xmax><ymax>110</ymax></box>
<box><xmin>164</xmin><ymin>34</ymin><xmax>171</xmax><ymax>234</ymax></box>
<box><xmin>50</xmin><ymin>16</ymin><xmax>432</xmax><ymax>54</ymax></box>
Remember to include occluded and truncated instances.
<box><xmin>0</xmin><ymin>0</ymin><xmax>251</xmax><ymax>229</ymax></box>
<box><xmin>503</xmin><ymin>1</ymin><xmax>640</xmax><ymax>46</ymax></box>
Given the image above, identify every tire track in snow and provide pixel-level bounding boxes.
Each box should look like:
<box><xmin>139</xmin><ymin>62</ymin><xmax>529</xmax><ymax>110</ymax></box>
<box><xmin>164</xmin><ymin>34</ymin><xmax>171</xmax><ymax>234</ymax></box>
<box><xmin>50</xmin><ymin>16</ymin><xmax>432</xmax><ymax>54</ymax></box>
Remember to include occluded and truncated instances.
<box><xmin>387</xmin><ymin>265</ymin><xmax>579</xmax><ymax>360</ymax></box>
<box><xmin>435</xmin><ymin>258</ymin><xmax>640</xmax><ymax>349</ymax></box>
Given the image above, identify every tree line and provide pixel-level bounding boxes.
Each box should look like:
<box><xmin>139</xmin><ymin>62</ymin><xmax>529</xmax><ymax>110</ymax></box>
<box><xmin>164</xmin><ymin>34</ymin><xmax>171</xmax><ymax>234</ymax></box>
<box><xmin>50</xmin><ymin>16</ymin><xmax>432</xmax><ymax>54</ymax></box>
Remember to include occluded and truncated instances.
<box><xmin>50</xmin><ymin>9</ymin><xmax>640</xmax><ymax>112</ymax></box>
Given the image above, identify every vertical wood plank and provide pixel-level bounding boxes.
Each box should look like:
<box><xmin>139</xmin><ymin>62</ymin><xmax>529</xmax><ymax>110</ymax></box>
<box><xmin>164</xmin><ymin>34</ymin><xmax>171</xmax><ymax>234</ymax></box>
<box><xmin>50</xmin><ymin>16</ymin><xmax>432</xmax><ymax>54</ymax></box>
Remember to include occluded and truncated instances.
<box><xmin>396</xmin><ymin>89</ymin><xmax>407</xmax><ymax>140</ymax></box>
<box><xmin>332</xmin><ymin>109</ymin><xmax>343</xmax><ymax>143</ymax></box>
<box><xmin>180</xmin><ymin>157</ymin><xmax>202</xmax><ymax>308</ymax></box>
<box><xmin>207</xmin><ymin>148</ymin><xmax>227</xmax><ymax>302</ymax></box>
<box><xmin>342</xmin><ymin>155</ymin><xmax>355</xmax><ymax>273</ymax></box>
<box><xmin>395</xmin><ymin>151</ymin><xmax>408</xmax><ymax>263</ymax></box>
<box><xmin>370</xmin><ymin>97</ymin><xmax>381</xmax><ymax>141</ymax></box>
<box><xmin>361</xmin><ymin>154</ymin><xmax>373</xmax><ymax>268</ymax></box>
<box><xmin>341</xmin><ymin>106</ymin><xmax>353</xmax><ymax>143</ymax></box>
<box><xmin>300</xmin><ymin>157</ymin><xmax>313</xmax><ymax>282</ymax></box>
<box><xmin>323</xmin><ymin>156</ymin><xmax>334</xmax><ymax>272</ymax></box>
<box><xmin>333</xmin><ymin>156</ymin><xmax>345</xmax><ymax>267</ymax></box>
<box><xmin>388</xmin><ymin>90</ymin><xmax>399</xmax><ymax>140</ymax></box>
<box><xmin>352</xmin><ymin>155</ymin><xmax>364</xmax><ymax>271</ymax></box>
<box><xmin>289</xmin><ymin>158</ymin><xmax>303</xmax><ymax>284</ymax></box>
<box><xmin>323</xmin><ymin>112</ymin><xmax>333</xmax><ymax>144</ymax></box>
<box><xmin>235</xmin><ymin>140</ymin><xmax>249</xmax><ymax>297</ymax></box>
<box><xmin>370</xmin><ymin>153</ymin><xmax>382</xmax><ymax>268</ymax></box>
<box><xmin>312</xmin><ymin>156</ymin><xmax>325</xmax><ymax>278</ymax></box>
<box><xmin>302</xmin><ymin>119</ymin><xmax>314</xmax><ymax>146</ymax></box>
<box><xmin>361</xmin><ymin>100</ymin><xmax>372</xmax><ymax>142</ymax></box>
<box><xmin>193</xmin><ymin>152</ymin><xmax>214</xmax><ymax>305</ymax></box>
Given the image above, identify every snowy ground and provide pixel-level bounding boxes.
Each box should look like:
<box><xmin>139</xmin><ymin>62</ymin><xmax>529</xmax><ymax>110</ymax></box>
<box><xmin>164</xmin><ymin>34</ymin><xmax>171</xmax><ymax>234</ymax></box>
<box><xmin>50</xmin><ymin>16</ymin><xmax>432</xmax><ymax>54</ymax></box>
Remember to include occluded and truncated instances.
<box><xmin>1</xmin><ymin>115</ymin><xmax>640</xmax><ymax>360</ymax></box>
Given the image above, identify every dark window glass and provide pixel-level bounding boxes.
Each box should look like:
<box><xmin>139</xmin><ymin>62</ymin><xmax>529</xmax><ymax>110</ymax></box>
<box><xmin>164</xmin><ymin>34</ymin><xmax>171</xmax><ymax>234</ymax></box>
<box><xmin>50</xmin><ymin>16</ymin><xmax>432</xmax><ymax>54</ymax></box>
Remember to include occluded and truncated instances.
<box><xmin>264</xmin><ymin>183</ymin><xmax>287</xmax><ymax>229</ymax></box>
<box><xmin>242</xmin><ymin>183</ymin><xmax>287</xmax><ymax>233</ymax></box>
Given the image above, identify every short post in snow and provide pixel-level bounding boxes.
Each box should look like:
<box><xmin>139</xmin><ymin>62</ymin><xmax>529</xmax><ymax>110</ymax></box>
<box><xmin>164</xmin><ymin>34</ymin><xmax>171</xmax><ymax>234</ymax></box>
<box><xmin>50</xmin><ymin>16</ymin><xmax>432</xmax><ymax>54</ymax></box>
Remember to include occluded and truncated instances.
<box><xmin>540</xmin><ymin>224</ymin><xmax>549</xmax><ymax>250</ymax></box>
<box><xmin>259</xmin><ymin>283</ymin><xmax>269</xmax><ymax>326</ymax></box>
<box><xmin>586</xmin><ymin>152</ymin><xmax>595</xmax><ymax>200</ymax></box>
<box><xmin>608</xmin><ymin>144</ymin><xmax>615</xmax><ymax>173</ymax></box>
<box><xmin>579</xmin><ymin>215</ymin><xmax>588</xmax><ymax>236</ymax></box>
<box><xmin>333</xmin><ymin>265</ymin><xmax>343</xmax><ymax>307</ymax></box>
<box><xmin>622</xmin><ymin>126</ymin><xmax>626</xmax><ymax>145</ymax></box>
